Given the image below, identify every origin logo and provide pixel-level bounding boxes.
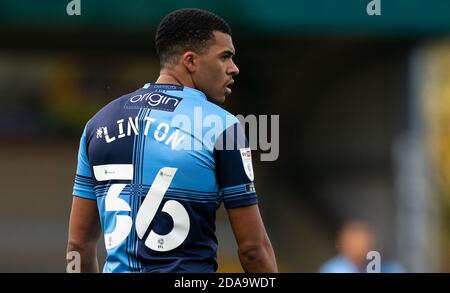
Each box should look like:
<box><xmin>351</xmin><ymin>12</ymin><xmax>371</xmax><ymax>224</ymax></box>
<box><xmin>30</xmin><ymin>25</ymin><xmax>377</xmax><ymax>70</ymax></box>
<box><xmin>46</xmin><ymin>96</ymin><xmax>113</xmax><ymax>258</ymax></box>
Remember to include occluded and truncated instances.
<box><xmin>125</xmin><ymin>92</ymin><xmax>182</xmax><ymax>112</ymax></box>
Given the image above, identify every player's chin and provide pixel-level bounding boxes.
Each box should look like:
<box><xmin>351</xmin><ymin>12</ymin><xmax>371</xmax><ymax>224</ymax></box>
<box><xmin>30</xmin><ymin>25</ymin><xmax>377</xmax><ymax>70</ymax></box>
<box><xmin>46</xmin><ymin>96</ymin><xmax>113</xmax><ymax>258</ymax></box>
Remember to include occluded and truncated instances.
<box><xmin>217</xmin><ymin>95</ymin><xmax>226</xmax><ymax>103</ymax></box>
<box><xmin>213</xmin><ymin>93</ymin><xmax>227</xmax><ymax>104</ymax></box>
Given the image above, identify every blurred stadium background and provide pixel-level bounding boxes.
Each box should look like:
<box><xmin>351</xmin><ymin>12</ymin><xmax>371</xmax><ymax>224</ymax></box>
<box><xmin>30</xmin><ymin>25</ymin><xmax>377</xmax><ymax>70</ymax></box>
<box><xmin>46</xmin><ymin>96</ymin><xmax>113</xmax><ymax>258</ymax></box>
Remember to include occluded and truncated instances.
<box><xmin>1</xmin><ymin>0</ymin><xmax>450</xmax><ymax>272</ymax></box>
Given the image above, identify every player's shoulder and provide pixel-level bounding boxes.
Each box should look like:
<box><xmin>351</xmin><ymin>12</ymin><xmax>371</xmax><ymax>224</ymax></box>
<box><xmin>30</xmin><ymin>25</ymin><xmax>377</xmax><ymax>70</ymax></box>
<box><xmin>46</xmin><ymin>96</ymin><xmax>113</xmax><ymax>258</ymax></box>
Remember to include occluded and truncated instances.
<box><xmin>319</xmin><ymin>256</ymin><xmax>359</xmax><ymax>273</ymax></box>
<box><xmin>203</xmin><ymin>99</ymin><xmax>233</xmax><ymax>116</ymax></box>
<box><xmin>198</xmin><ymin>99</ymin><xmax>240</xmax><ymax>127</ymax></box>
<box><xmin>85</xmin><ymin>87</ymin><xmax>143</xmax><ymax>129</ymax></box>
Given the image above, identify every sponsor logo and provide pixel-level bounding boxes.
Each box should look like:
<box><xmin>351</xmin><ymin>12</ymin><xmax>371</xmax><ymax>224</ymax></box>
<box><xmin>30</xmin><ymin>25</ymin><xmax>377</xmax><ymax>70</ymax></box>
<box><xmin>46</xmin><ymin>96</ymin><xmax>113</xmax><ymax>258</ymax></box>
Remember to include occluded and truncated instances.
<box><xmin>159</xmin><ymin>170</ymin><xmax>174</xmax><ymax>177</ymax></box>
<box><xmin>246</xmin><ymin>183</ymin><xmax>256</xmax><ymax>193</ymax></box>
<box><xmin>125</xmin><ymin>92</ymin><xmax>182</xmax><ymax>112</ymax></box>
<box><xmin>241</xmin><ymin>149</ymin><xmax>251</xmax><ymax>158</ymax></box>
<box><xmin>104</xmin><ymin>169</ymin><xmax>115</xmax><ymax>175</ymax></box>
<box><xmin>240</xmin><ymin>147</ymin><xmax>254</xmax><ymax>181</ymax></box>
<box><xmin>158</xmin><ymin>238</ymin><xmax>164</xmax><ymax>249</ymax></box>
<box><xmin>150</xmin><ymin>84</ymin><xmax>183</xmax><ymax>91</ymax></box>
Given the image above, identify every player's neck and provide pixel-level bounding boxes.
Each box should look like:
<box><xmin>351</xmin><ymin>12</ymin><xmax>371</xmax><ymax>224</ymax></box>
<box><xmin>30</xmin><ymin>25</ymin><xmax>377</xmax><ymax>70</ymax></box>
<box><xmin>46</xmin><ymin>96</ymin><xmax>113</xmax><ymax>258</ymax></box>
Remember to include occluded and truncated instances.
<box><xmin>156</xmin><ymin>68</ymin><xmax>194</xmax><ymax>89</ymax></box>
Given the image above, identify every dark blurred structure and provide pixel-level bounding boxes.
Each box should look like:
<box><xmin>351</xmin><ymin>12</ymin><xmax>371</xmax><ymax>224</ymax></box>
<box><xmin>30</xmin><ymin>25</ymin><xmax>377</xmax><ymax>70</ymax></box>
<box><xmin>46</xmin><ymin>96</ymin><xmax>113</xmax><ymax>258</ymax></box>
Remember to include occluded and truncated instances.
<box><xmin>1</xmin><ymin>0</ymin><xmax>450</xmax><ymax>272</ymax></box>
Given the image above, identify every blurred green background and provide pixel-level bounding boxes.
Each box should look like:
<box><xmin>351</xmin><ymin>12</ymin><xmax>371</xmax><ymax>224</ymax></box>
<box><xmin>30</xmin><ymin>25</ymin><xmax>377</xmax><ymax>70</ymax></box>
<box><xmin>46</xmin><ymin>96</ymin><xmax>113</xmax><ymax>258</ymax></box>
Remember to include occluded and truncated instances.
<box><xmin>1</xmin><ymin>0</ymin><xmax>450</xmax><ymax>272</ymax></box>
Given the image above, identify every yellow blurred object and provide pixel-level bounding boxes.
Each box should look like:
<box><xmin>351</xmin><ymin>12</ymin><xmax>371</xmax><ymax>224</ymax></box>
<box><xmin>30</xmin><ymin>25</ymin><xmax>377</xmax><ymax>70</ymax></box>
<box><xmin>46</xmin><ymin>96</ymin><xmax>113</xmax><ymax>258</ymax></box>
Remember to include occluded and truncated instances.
<box><xmin>422</xmin><ymin>39</ymin><xmax>450</xmax><ymax>272</ymax></box>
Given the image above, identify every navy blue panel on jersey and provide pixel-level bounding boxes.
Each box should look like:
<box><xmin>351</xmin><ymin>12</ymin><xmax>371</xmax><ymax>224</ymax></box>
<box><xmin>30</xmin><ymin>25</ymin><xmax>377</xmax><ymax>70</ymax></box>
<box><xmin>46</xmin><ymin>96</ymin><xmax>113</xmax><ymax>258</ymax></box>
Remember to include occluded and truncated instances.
<box><xmin>72</xmin><ymin>83</ymin><xmax>258</xmax><ymax>273</ymax></box>
<box><xmin>214</xmin><ymin>123</ymin><xmax>258</xmax><ymax>208</ymax></box>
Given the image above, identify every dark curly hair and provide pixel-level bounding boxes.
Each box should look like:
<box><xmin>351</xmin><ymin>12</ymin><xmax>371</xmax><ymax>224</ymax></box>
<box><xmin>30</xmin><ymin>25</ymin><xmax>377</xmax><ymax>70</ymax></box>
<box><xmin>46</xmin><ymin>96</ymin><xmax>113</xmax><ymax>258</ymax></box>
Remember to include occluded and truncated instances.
<box><xmin>155</xmin><ymin>8</ymin><xmax>231</xmax><ymax>67</ymax></box>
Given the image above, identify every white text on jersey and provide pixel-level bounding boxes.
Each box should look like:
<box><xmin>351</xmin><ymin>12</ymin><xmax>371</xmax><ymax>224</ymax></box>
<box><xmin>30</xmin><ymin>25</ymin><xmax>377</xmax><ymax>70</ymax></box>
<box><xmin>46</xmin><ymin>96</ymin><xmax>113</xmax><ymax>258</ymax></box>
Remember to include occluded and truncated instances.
<box><xmin>97</xmin><ymin>116</ymin><xmax>185</xmax><ymax>150</ymax></box>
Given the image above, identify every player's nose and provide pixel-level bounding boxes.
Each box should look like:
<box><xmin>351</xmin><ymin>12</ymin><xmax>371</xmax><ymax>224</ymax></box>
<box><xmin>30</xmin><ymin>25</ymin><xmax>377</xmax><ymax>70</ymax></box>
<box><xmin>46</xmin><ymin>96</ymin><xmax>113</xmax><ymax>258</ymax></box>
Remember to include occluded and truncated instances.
<box><xmin>228</xmin><ymin>60</ymin><xmax>239</xmax><ymax>76</ymax></box>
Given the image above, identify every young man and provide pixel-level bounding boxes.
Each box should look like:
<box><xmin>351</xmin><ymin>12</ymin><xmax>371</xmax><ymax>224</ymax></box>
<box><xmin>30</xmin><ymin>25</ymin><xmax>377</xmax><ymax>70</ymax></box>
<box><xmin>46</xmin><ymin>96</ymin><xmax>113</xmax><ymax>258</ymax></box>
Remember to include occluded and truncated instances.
<box><xmin>319</xmin><ymin>221</ymin><xmax>405</xmax><ymax>273</ymax></box>
<box><xmin>67</xmin><ymin>8</ymin><xmax>277</xmax><ymax>273</ymax></box>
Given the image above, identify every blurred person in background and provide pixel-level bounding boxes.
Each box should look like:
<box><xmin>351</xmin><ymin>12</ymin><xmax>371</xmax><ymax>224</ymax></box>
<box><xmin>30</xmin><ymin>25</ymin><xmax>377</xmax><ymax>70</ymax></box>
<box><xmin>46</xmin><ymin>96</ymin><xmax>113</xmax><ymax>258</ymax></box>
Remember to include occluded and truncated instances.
<box><xmin>66</xmin><ymin>8</ymin><xmax>277</xmax><ymax>273</ymax></box>
<box><xmin>319</xmin><ymin>220</ymin><xmax>404</xmax><ymax>273</ymax></box>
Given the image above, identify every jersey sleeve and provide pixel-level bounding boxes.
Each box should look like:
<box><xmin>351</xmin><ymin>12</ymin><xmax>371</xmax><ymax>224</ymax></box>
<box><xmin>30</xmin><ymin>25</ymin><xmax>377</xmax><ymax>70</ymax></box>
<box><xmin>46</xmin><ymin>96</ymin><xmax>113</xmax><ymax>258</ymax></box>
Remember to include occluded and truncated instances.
<box><xmin>214</xmin><ymin>122</ymin><xmax>258</xmax><ymax>209</ymax></box>
<box><xmin>73</xmin><ymin>125</ymin><xmax>96</xmax><ymax>200</ymax></box>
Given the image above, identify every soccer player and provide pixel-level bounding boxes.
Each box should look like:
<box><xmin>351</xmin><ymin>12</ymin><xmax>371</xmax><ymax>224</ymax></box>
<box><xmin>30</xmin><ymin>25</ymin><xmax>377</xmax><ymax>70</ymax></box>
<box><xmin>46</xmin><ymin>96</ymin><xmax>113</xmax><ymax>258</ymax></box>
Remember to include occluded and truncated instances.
<box><xmin>319</xmin><ymin>221</ymin><xmax>405</xmax><ymax>273</ymax></box>
<box><xmin>67</xmin><ymin>8</ymin><xmax>277</xmax><ymax>273</ymax></box>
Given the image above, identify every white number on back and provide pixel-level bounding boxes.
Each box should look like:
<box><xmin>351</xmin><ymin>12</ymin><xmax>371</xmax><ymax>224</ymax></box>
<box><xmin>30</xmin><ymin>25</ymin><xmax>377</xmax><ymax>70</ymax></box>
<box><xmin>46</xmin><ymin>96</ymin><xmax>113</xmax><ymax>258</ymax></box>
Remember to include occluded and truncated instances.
<box><xmin>93</xmin><ymin>164</ymin><xmax>190</xmax><ymax>251</ymax></box>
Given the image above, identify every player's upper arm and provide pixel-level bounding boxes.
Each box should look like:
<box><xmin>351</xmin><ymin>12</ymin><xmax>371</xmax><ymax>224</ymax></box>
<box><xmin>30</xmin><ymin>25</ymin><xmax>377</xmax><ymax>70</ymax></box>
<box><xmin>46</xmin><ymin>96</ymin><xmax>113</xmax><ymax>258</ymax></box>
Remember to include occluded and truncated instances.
<box><xmin>214</xmin><ymin>122</ymin><xmax>257</xmax><ymax>209</ymax></box>
<box><xmin>67</xmin><ymin>196</ymin><xmax>101</xmax><ymax>273</ymax></box>
<box><xmin>69</xmin><ymin>124</ymin><xmax>99</xmax><ymax>249</ymax></box>
<box><xmin>227</xmin><ymin>204</ymin><xmax>278</xmax><ymax>273</ymax></box>
<box><xmin>226</xmin><ymin>204</ymin><xmax>268</xmax><ymax>248</ymax></box>
<box><xmin>67</xmin><ymin>196</ymin><xmax>101</xmax><ymax>249</ymax></box>
<box><xmin>215</xmin><ymin>121</ymin><xmax>278</xmax><ymax>272</ymax></box>
<box><xmin>73</xmin><ymin>125</ymin><xmax>96</xmax><ymax>200</ymax></box>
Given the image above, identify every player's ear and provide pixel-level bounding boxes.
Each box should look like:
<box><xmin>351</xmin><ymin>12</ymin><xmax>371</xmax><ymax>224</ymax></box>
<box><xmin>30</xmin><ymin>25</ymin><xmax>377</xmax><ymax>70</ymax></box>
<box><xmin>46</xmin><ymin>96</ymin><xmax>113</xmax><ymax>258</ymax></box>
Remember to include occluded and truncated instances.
<box><xmin>182</xmin><ymin>51</ymin><xmax>196</xmax><ymax>73</ymax></box>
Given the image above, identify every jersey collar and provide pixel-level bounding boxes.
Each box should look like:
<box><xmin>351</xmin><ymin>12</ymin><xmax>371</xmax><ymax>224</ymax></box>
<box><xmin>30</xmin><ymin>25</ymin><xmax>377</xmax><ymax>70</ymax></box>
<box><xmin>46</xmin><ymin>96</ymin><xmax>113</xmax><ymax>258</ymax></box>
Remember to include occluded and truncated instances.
<box><xmin>143</xmin><ymin>83</ymin><xmax>207</xmax><ymax>101</ymax></box>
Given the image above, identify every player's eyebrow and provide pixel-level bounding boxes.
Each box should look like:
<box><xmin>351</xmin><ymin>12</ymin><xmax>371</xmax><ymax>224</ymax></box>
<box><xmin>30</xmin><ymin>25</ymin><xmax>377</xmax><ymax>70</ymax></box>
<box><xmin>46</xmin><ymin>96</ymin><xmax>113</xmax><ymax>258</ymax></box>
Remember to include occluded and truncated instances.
<box><xmin>221</xmin><ymin>49</ymin><xmax>235</xmax><ymax>57</ymax></box>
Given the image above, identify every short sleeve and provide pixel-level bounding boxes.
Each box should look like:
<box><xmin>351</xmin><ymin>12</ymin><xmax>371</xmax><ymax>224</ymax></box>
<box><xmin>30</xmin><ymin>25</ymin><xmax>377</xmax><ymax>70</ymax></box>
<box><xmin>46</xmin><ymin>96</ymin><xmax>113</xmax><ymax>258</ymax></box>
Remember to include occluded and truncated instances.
<box><xmin>73</xmin><ymin>126</ymin><xmax>96</xmax><ymax>200</ymax></box>
<box><xmin>214</xmin><ymin>123</ymin><xmax>258</xmax><ymax>209</ymax></box>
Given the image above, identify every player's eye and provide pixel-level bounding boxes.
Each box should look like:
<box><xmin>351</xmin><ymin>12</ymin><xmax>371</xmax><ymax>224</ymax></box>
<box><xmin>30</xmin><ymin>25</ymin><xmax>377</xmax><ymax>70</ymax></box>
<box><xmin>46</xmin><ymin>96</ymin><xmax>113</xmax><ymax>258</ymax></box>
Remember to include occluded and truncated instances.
<box><xmin>221</xmin><ymin>53</ymin><xmax>233</xmax><ymax>60</ymax></box>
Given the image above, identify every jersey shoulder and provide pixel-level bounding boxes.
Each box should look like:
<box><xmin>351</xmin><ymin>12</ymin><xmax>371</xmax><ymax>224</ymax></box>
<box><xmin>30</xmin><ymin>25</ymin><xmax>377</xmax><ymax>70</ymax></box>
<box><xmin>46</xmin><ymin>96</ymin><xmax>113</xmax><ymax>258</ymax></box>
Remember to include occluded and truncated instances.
<box><xmin>196</xmin><ymin>99</ymin><xmax>240</xmax><ymax>129</ymax></box>
<box><xmin>89</xmin><ymin>89</ymin><xmax>142</xmax><ymax>124</ymax></box>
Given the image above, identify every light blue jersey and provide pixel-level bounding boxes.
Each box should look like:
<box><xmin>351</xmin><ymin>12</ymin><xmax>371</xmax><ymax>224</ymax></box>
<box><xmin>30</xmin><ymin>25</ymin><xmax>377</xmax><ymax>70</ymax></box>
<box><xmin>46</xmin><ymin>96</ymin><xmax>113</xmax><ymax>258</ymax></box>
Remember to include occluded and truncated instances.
<box><xmin>73</xmin><ymin>84</ymin><xmax>257</xmax><ymax>272</ymax></box>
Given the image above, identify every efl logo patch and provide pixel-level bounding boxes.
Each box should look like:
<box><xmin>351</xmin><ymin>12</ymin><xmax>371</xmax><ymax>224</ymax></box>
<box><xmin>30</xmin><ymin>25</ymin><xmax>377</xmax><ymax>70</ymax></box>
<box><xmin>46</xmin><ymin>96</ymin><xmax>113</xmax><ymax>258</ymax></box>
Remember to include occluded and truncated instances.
<box><xmin>240</xmin><ymin>147</ymin><xmax>254</xmax><ymax>181</ymax></box>
<box><xmin>246</xmin><ymin>183</ymin><xmax>256</xmax><ymax>193</ymax></box>
<box><xmin>125</xmin><ymin>92</ymin><xmax>182</xmax><ymax>112</ymax></box>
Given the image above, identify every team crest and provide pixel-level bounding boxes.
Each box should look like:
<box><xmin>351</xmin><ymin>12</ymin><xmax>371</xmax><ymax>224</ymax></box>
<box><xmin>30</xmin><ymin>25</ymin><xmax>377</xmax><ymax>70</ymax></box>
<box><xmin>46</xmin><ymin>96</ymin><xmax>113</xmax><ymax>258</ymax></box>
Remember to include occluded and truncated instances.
<box><xmin>239</xmin><ymin>148</ymin><xmax>254</xmax><ymax>181</ymax></box>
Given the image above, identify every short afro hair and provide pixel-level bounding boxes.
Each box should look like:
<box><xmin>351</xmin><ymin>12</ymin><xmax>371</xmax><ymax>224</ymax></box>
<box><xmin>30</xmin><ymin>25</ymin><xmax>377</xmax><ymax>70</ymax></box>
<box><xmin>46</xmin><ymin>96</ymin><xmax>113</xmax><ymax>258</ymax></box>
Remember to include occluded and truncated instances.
<box><xmin>155</xmin><ymin>8</ymin><xmax>232</xmax><ymax>66</ymax></box>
